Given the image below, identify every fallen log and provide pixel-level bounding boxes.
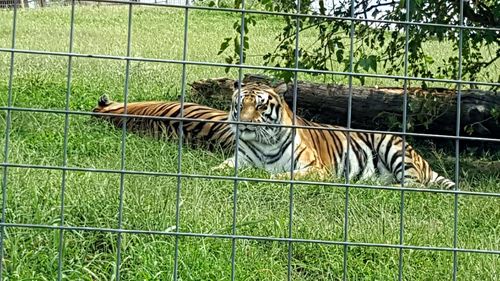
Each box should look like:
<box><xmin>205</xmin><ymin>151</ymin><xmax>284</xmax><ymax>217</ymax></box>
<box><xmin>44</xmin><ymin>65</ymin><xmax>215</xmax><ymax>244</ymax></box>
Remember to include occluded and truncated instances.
<box><xmin>190</xmin><ymin>75</ymin><xmax>500</xmax><ymax>139</ymax></box>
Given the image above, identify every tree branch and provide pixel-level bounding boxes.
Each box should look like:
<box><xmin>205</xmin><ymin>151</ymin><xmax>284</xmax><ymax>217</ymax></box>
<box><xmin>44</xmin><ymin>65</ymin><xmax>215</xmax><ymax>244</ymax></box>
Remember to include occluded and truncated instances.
<box><xmin>460</xmin><ymin>0</ymin><xmax>499</xmax><ymax>28</ymax></box>
<box><xmin>353</xmin><ymin>0</ymin><xmax>399</xmax><ymax>18</ymax></box>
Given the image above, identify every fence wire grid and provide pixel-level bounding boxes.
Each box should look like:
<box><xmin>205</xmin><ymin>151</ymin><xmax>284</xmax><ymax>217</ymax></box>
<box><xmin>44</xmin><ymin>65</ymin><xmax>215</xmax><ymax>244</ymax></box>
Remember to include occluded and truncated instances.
<box><xmin>0</xmin><ymin>0</ymin><xmax>499</xmax><ymax>280</ymax></box>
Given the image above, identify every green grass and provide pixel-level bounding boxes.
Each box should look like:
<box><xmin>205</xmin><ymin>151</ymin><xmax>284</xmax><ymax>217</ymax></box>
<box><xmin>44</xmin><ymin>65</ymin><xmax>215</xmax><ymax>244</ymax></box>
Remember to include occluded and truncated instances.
<box><xmin>0</xmin><ymin>5</ymin><xmax>498</xmax><ymax>280</ymax></box>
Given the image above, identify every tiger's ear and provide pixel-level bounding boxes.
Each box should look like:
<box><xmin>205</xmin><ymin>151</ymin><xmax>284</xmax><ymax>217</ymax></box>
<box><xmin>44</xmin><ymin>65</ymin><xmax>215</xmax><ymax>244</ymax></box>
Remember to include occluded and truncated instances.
<box><xmin>233</xmin><ymin>80</ymin><xmax>245</xmax><ymax>90</ymax></box>
<box><xmin>273</xmin><ymin>82</ymin><xmax>288</xmax><ymax>97</ymax></box>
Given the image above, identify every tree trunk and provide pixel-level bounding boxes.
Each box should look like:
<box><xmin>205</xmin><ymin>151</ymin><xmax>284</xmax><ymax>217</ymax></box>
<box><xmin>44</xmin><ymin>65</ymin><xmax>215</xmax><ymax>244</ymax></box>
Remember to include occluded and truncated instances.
<box><xmin>189</xmin><ymin>75</ymin><xmax>500</xmax><ymax>139</ymax></box>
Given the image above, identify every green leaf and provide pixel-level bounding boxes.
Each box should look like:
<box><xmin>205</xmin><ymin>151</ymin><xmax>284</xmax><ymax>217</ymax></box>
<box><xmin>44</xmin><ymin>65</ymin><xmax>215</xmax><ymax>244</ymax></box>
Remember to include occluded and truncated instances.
<box><xmin>233</xmin><ymin>36</ymin><xmax>240</xmax><ymax>55</ymax></box>
<box><xmin>358</xmin><ymin>57</ymin><xmax>370</xmax><ymax>72</ymax></box>
<box><xmin>423</xmin><ymin>55</ymin><xmax>434</xmax><ymax>64</ymax></box>
<box><xmin>336</xmin><ymin>49</ymin><xmax>344</xmax><ymax>63</ymax></box>
<box><xmin>217</xmin><ymin>37</ymin><xmax>232</xmax><ymax>55</ymax></box>
<box><xmin>367</xmin><ymin>55</ymin><xmax>378</xmax><ymax>72</ymax></box>
<box><xmin>357</xmin><ymin>76</ymin><xmax>366</xmax><ymax>85</ymax></box>
<box><xmin>243</xmin><ymin>36</ymin><xmax>249</xmax><ymax>49</ymax></box>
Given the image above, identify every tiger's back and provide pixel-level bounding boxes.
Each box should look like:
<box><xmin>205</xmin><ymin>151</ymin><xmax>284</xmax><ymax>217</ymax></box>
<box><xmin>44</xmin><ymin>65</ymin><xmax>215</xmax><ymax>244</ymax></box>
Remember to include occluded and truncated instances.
<box><xmin>299</xmin><ymin>119</ymin><xmax>455</xmax><ymax>188</ymax></box>
<box><xmin>92</xmin><ymin>95</ymin><xmax>234</xmax><ymax>152</ymax></box>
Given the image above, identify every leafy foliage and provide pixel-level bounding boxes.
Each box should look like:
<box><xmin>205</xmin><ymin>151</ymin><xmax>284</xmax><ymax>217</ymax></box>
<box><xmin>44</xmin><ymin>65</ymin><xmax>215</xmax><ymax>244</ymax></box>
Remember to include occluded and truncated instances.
<box><xmin>218</xmin><ymin>0</ymin><xmax>500</xmax><ymax>88</ymax></box>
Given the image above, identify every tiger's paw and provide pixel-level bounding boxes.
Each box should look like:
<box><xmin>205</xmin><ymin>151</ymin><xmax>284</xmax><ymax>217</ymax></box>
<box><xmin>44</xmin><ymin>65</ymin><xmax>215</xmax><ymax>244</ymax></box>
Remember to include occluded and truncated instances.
<box><xmin>270</xmin><ymin>172</ymin><xmax>291</xmax><ymax>180</ymax></box>
<box><xmin>211</xmin><ymin>158</ymin><xmax>235</xmax><ymax>172</ymax></box>
<box><xmin>270</xmin><ymin>168</ymin><xmax>327</xmax><ymax>181</ymax></box>
<box><xmin>211</xmin><ymin>163</ymin><xmax>229</xmax><ymax>171</ymax></box>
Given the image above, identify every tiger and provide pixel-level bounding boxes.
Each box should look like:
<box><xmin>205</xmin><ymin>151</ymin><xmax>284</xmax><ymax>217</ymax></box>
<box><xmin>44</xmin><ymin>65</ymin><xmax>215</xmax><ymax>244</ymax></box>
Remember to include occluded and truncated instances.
<box><xmin>214</xmin><ymin>82</ymin><xmax>456</xmax><ymax>189</ymax></box>
<box><xmin>92</xmin><ymin>94</ymin><xmax>234</xmax><ymax>152</ymax></box>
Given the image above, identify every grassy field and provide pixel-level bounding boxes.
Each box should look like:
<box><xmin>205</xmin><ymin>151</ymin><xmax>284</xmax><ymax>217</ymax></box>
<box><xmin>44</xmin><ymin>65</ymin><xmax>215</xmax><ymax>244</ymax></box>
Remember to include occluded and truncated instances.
<box><xmin>0</xmin><ymin>5</ymin><xmax>499</xmax><ymax>281</ymax></box>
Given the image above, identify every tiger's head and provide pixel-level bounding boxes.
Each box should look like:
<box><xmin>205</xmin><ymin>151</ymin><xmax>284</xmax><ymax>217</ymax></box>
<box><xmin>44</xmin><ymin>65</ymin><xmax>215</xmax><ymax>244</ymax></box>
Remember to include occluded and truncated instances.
<box><xmin>229</xmin><ymin>82</ymin><xmax>291</xmax><ymax>144</ymax></box>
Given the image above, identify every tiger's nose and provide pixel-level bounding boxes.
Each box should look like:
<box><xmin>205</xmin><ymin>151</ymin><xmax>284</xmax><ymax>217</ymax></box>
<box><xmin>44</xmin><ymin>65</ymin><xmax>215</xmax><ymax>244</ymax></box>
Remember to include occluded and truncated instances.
<box><xmin>240</xmin><ymin>96</ymin><xmax>258</xmax><ymax>122</ymax></box>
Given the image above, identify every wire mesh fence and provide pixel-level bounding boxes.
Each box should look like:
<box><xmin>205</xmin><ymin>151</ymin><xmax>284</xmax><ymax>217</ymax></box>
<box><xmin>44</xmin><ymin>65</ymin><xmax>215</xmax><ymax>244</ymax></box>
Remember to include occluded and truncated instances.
<box><xmin>0</xmin><ymin>0</ymin><xmax>499</xmax><ymax>280</ymax></box>
<box><xmin>0</xmin><ymin>0</ymin><xmax>190</xmax><ymax>8</ymax></box>
<box><xmin>0</xmin><ymin>0</ymin><xmax>73</xmax><ymax>8</ymax></box>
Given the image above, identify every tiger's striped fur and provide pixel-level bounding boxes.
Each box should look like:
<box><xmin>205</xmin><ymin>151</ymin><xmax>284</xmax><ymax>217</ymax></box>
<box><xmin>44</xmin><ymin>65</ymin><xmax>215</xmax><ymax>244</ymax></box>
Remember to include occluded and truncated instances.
<box><xmin>216</xmin><ymin>82</ymin><xmax>455</xmax><ymax>189</ymax></box>
<box><xmin>92</xmin><ymin>95</ymin><xmax>234</xmax><ymax>152</ymax></box>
